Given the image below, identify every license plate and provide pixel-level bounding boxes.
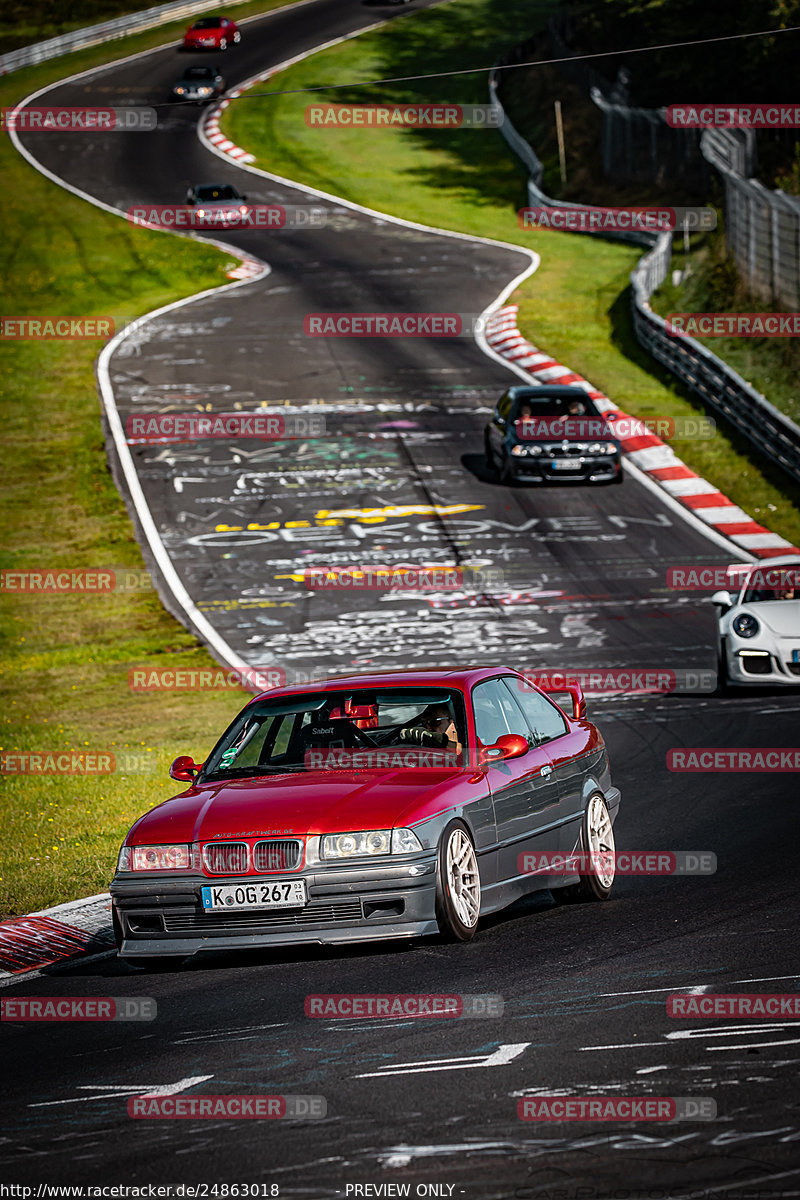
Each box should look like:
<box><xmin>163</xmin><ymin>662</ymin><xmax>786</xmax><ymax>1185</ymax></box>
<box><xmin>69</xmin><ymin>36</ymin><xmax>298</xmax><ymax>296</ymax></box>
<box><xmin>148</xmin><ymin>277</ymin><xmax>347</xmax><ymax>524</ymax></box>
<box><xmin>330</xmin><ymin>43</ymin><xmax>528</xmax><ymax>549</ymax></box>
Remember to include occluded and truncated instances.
<box><xmin>201</xmin><ymin>879</ymin><xmax>307</xmax><ymax>911</ymax></box>
<box><xmin>793</xmin><ymin>649</ymin><xmax>800</xmax><ymax>664</ymax></box>
<box><xmin>551</xmin><ymin>460</ymin><xmax>582</xmax><ymax>471</ymax></box>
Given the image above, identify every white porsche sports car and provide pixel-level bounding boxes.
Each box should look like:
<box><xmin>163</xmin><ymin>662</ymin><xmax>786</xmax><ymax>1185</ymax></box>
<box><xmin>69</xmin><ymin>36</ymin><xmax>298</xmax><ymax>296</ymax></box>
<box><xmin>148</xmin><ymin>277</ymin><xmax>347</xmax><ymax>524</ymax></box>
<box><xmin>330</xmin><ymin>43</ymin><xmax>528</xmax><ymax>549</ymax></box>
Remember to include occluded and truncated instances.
<box><xmin>712</xmin><ymin>554</ymin><xmax>800</xmax><ymax>687</ymax></box>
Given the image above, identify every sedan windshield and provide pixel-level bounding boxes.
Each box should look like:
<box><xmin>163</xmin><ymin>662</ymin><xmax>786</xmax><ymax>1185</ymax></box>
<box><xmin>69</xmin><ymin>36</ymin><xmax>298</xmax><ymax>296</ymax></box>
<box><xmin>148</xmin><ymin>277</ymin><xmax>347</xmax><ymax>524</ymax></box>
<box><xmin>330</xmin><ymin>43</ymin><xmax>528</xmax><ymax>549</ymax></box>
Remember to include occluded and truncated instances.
<box><xmin>194</xmin><ymin>185</ymin><xmax>241</xmax><ymax>202</ymax></box>
<box><xmin>184</xmin><ymin>68</ymin><xmax>215</xmax><ymax>80</ymax></box>
<box><xmin>201</xmin><ymin>688</ymin><xmax>465</xmax><ymax>779</ymax></box>
<box><xmin>191</xmin><ymin>18</ymin><xmax>223</xmax><ymax>28</ymax></box>
<box><xmin>512</xmin><ymin>393</ymin><xmax>601</xmax><ymax>420</ymax></box>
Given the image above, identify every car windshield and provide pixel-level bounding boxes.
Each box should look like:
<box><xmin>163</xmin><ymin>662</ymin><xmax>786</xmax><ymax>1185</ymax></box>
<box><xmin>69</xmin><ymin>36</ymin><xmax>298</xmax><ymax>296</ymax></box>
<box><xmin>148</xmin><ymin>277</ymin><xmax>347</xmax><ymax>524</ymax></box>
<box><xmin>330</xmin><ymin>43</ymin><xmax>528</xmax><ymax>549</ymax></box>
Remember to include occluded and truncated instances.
<box><xmin>742</xmin><ymin>564</ymin><xmax>800</xmax><ymax>603</ymax></box>
<box><xmin>194</xmin><ymin>185</ymin><xmax>240</xmax><ymax>202</ymax></box>
<box><xmin>511</xmin><ymin>393</ymin><xmax>600</xmax><ymax>420</ymax></box>
<box><xmin>192</xmin><ymin>18</ymin><xmax>223</xmax><ymax>28</ymax></box>
<box><xmin>201</xmin><ymin>688</ymin><xmax>465</xmax><ymax>779</ymax></box>
<box><xmin>184</xmin><ymin>68</ymin><xmax>215</xmax><ymax>79</ymax></box>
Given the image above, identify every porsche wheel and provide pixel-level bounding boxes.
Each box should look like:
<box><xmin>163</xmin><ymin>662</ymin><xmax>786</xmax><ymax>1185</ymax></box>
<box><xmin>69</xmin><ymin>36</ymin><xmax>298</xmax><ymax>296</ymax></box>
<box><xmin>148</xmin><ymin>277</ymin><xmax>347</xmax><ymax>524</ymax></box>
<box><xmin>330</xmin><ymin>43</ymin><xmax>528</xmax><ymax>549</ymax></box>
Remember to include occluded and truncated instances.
<box><xmin>435</xmin><ymin>820</ymin><xmax>481</xmax><ymax>940</ymax></box>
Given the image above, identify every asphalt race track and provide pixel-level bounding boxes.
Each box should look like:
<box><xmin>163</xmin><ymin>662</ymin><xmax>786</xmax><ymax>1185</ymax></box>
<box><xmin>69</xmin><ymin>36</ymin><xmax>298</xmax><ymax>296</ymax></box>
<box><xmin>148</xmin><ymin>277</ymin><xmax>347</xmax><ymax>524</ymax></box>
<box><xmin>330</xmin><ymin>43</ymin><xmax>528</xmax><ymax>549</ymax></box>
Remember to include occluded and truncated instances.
<box><xmin>2</xmin><ymin>1</ymin><xmax>800</xmax><ymax>1195</ymax></box>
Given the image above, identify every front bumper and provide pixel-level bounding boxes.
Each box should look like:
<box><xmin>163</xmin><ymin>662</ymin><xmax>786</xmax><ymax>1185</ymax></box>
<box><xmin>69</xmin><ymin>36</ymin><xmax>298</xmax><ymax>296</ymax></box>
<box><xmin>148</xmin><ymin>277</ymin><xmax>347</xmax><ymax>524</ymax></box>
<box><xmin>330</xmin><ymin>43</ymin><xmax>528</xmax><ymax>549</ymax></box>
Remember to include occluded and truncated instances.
<box><xmin>111</xmin><ymin>855</ymin><xmax>439</xmax><ymax>957</ymax></box>
<box><xmin>725</xmin><ymin>639</ymin><xmax>800</xmax><ymax>686</ymax></box>
<box><xmin>509</xmin><ymin>454</ymin><xmax>622</xmax><ymax>483</ymax></box>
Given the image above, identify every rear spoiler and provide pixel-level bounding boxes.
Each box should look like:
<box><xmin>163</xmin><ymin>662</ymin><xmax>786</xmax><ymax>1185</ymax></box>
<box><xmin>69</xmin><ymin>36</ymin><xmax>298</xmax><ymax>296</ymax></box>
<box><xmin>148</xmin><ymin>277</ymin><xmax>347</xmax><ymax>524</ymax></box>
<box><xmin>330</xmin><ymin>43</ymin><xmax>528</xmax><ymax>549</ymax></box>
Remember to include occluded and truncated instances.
<box><xmin>525</xmin><ymin>677</ymin><xmax>586</xmax><ymax>720</ymax></box>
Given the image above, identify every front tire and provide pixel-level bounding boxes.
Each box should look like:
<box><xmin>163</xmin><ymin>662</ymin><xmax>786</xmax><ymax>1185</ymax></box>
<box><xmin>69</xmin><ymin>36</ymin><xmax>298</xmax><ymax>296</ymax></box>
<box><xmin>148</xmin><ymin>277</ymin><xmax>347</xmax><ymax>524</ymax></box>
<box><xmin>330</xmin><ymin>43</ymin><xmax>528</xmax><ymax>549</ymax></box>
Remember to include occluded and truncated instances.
<box><xmin>435</xmin><ymin>820</ymin><xmax>481</xmax><ymax>941</ymax></box>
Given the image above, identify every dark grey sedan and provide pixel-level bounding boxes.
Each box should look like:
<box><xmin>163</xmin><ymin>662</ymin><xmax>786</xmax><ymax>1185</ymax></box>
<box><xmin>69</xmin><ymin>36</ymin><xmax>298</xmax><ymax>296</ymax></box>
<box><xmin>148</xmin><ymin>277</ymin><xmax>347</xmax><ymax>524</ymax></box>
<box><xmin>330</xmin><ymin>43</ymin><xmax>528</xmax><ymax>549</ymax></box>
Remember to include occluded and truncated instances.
<box><xmin>484</xmin><ymin>385</ymin><xmax>623</xmax><ymax>485</ymax></box>
<box><xmin>170</xmin><ymin>65</ymin><xmax>226</xmax><ymax>103</ymax></box>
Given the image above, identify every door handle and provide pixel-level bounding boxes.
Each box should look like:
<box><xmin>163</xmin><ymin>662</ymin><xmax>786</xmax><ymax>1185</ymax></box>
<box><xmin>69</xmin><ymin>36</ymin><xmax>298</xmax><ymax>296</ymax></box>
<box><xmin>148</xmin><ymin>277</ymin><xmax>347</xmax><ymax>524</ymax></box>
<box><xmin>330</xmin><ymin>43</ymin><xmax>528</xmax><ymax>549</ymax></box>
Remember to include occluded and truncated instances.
<box><xmin>540</xmin><ymin>765</ymin><xmax>552</xmax><ymax>777</ymax></box>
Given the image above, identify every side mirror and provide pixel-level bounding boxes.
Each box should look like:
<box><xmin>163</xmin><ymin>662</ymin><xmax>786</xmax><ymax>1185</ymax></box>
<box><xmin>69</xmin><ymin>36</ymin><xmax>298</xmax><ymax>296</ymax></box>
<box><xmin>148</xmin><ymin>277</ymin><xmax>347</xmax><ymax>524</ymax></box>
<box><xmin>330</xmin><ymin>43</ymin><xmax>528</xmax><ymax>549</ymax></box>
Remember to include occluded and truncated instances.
<box><xmin>186</xmin><ymin>192</ymin><xmax>195</xmax><ymax>205</ymax></box>
<box><xmin>479</xmin><ymin>734</ymin><xmax>528</xmax><ymax>766</ymax></box>
<box><xmin>240</xmin><ymin>194</ymin><xmax>248</xmax><ymax>201</ymax></box>
<box><xmin>603</xmin><ymin>411</ymin><xmax>621</xmax><ymax>422</ymax></box>
<box><xmin>170</xmin><ymin>755</ymin><xmax>202</xmax><ymax>782</ymax></box>
<box><xmin>710</xmin><ymin>590</ymin><xmax>733</xmax><ymax>609</ymax></box>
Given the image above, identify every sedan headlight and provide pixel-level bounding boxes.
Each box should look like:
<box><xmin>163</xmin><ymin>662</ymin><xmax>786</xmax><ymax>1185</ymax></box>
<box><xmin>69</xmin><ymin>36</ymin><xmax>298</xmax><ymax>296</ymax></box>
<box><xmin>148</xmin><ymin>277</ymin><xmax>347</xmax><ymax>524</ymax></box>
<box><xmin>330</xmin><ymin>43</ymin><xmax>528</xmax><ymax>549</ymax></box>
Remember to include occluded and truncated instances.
<box><xmin>197</xmin><ymin>87</ymin><xmax>212</xmax><ymax>96</ymax></box>
<box><xmin>174</xmin><ymin>87</ymin><xmax>185</xmax><ymax>95</ymax></box>
<box><xmin>511</xmin><ymin>445</ymin><xmax>528</xmax><ymax>456</ymax></box>
<box><xmin>732</xmin><ymin>613</ymin><xmax>760</xmax><ymax>638</ymax></box>
<box><xmin>586</xmin><ymin>442</ymin><xmax>617</xmax><ymax>455</ymax></box>
<box><xmin>321</xmin><ymin>828</ymin><xmax>422</xmax><ymax>859</ymax></box>
<box><xmin>118</xmin><ymin>844</ymin><xmax>192</xmax><ymax>871</ymax></box>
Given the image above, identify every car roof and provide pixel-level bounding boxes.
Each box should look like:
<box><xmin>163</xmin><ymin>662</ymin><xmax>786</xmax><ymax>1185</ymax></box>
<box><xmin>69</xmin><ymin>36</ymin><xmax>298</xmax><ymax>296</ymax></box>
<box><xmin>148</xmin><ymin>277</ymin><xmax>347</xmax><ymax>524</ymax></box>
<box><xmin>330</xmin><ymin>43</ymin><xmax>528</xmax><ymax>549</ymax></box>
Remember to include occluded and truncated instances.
<box><xmin>506</xmin><ymin>385</ymin><xmax>594</xmax><ymax>399</ymax></box>
<box><xmin>251</xmin><ymin>666</ymin><xmax>519</xmax><ymax>702</ymax></box>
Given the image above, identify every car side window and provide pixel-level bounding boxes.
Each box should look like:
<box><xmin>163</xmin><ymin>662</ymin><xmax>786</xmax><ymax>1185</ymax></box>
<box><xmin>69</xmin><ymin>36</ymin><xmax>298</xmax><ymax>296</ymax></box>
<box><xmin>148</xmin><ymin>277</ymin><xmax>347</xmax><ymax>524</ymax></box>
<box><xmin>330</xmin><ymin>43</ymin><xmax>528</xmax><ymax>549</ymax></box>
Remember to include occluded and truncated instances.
<box><xmin>506</xmin><ymin>679</ymin><xmax>569</xmax><ymax>744</ymax></box>
<box><xmin>472</xmin><ymin>679</ymin><xmax>529</xmax><ymax>746</ymax></box>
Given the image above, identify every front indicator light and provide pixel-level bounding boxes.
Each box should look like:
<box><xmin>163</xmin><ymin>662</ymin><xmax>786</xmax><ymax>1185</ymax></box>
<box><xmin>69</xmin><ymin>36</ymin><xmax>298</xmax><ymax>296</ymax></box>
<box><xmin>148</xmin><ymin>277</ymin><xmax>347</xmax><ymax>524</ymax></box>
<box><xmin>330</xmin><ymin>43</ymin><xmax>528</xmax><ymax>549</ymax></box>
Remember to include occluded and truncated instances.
<box><xmin>732</xmin><ymin>613</ymin><xmax>760</xmax><ymax>638</ymax></box>
<box><xmin>392</xmin><ymin>827</ymin><xmax>423</xmax><ymax>854</ymax></box>
<box><xmin>123</xmin><ymin>844</ymin><xmax>192</xmax><ymax>871</ymax></box>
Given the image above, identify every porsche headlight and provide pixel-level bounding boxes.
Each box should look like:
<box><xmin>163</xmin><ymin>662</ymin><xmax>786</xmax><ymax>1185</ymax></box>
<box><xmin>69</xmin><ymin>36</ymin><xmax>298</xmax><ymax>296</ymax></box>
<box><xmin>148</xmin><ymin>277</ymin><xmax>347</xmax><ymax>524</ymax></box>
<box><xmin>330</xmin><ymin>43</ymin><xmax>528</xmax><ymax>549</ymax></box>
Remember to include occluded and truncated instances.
<box><xmin>732</xmin><ymin>613</ymin><xmax>760</xmax><ymax>639</ymax></box>
<box><xmin>119</xmin><ymin>844</ymin><xmax>192</xmax><ymax>871</ymax></box>
<box><xmin>321</xmin><ymin>828</ymin><xmax>422</xmax><ymax>859</ymax></box>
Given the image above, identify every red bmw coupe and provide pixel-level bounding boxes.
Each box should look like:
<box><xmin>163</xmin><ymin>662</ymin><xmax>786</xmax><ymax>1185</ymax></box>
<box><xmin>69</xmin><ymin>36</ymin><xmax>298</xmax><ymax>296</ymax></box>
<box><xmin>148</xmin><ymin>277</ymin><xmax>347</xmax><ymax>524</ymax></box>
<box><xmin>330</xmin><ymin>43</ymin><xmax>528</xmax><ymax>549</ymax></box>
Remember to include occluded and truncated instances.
<box><xmin>182</xmin><ymin>15</ymin><xmax>241</xmax><ymax>51</ymax></box>
<box><xmin>111</xmin><ymin>667</ymin><xmax>621</xmax><ymax>967</ymax></box>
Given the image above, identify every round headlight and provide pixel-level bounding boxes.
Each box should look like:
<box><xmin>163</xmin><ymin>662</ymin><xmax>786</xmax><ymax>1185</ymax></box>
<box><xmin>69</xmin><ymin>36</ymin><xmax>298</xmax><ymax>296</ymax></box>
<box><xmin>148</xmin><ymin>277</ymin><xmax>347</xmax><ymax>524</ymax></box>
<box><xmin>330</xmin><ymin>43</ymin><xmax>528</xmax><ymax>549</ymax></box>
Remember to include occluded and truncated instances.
<box><xmin>337</xmin><ymin>834</ymin><xmax>358</xmax><ymax>855</ymax></box>
<box><xmin>732</xmin><ymin>613</ymin><xmax>760</xmax><ymax>638</ymax></box>
<box><xmin>366</xmin><ymin>831</ymin><xmax>390</xmax><ymax>854</ymax></box>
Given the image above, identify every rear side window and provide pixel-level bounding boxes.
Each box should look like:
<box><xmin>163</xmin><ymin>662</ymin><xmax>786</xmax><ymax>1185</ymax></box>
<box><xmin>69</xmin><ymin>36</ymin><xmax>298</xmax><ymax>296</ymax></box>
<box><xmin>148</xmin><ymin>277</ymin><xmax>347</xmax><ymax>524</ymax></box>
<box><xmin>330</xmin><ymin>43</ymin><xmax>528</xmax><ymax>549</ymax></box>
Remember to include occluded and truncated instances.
<box><xmin>505</xmin><ymin>679</ymin><xmax>568</xmax><ymax>744</ymax></box>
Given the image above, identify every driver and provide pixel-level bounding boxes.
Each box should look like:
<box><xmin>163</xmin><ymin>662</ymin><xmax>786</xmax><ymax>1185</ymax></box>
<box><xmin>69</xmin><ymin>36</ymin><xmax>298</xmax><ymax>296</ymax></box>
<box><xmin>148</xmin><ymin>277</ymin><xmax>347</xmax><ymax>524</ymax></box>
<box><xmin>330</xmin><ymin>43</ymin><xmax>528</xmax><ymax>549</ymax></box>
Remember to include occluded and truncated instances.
<box><xmin>399</xmin><ymin>704</ymin><xmax>462</xmax><ymax>756</ymax></box>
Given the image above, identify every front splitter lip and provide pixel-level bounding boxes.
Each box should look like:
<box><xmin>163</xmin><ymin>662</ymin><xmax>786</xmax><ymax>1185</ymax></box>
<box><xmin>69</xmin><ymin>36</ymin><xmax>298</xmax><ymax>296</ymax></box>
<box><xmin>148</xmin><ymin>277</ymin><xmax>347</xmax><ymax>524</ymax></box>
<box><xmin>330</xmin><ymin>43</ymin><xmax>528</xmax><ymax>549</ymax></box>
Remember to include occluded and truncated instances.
<box><xmin>119</xmin><ymin>920</ymin><xmax>439</xmax><ymax>958</ymax></box>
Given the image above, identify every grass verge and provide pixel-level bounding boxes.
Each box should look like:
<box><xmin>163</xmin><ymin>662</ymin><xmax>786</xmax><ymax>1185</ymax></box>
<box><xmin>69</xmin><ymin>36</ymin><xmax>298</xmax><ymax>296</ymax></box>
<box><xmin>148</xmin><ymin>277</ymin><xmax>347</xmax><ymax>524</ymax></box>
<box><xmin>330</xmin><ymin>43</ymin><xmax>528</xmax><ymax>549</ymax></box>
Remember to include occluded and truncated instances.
<box><xmin>0</xmin><ymin>0</ymin><xmax>310</xmax><ymax>919</ymax></box>
<box><xmin>222</xmin><ymin>0</ymin><xmax>800</xmax><ymax>545</ymax></box>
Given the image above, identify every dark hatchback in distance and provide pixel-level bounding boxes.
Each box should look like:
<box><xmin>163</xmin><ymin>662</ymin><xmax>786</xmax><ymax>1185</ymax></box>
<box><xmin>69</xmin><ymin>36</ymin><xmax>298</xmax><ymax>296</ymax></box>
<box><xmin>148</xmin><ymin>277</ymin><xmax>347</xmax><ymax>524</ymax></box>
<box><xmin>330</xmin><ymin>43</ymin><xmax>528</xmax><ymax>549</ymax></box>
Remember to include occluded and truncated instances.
<box><xmin>484</xmin><ymin>384</ymin><xmax>623</xmax><ymax>485</ymax></box>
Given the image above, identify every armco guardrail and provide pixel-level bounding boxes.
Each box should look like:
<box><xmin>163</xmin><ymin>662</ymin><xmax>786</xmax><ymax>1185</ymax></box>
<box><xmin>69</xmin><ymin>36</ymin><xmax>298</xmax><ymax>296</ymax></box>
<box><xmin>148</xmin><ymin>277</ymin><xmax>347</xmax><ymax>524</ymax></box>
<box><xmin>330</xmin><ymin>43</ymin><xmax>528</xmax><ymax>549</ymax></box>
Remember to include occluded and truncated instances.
<box><xmin>631</xmin><ymin>247</ymin><xmax>800</xmax><ymax>484</ymax></box>
<box><xmin>0</xmin><ymin>0</ymin><xmax>255</xmax><ymax>75</ymax></box>
<box><xmin>488</xmin><ymin>63</ymin><xmax>800</xmax><ymax>487</ymax></box>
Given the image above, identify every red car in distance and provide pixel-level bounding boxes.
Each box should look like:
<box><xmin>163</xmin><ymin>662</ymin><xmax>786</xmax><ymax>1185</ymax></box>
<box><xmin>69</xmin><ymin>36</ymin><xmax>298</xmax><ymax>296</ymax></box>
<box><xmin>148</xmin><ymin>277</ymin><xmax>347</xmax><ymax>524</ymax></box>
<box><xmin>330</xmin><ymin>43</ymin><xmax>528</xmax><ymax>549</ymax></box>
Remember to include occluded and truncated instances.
<box><xmin>111</xmin><ymin>667</ymin><xmax>621</xmax><ymax>968</ymax></box>
<box><xmin>182</xmin><ymin>15</ymin><xmax>241</xmax><ymax>51</ymax></box>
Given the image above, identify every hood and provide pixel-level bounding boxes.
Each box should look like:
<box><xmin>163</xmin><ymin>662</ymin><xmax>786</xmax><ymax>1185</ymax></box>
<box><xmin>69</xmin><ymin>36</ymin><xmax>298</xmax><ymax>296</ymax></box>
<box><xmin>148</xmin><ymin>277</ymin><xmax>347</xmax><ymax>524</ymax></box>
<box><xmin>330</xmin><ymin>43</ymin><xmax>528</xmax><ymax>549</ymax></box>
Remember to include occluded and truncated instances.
<box><xmin>127</xmin><ymin>767</ymin><xmax>465</xmax><ymax>844</ymax></box>
<box><xmin>741</xmin><ymin>600</ymin><xmax>800</xmax><ymax>638</ymax></box>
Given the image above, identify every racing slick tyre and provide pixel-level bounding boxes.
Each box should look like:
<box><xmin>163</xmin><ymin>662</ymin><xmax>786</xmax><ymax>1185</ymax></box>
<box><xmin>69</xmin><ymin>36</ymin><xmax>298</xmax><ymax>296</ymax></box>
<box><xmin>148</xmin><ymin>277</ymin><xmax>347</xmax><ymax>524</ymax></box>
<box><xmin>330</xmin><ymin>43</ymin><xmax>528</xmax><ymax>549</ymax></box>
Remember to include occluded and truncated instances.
<box><xmin>557</xmin><ymin>793</ymin><xmax>616</xmax><ymax>903</ymax></box>
<box><xmin>716</xmin><ymin>640</ymin><xmax>730</xmax><ymax>694</ymax></box>
<box><xmin>435</xmin><ymin>820</ymin><xmax>481</xmax><ymax>941</ymax></box>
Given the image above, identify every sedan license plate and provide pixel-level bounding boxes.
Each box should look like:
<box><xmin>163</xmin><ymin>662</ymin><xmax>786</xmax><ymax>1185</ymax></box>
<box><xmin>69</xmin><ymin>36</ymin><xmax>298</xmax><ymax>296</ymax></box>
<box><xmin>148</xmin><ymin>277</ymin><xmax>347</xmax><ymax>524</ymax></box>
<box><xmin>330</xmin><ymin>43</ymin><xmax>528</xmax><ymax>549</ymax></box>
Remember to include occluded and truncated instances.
<box><xmin>793</xmin><ymin>649</ymin><xmax>800</xmax><ymax>664</ymax></box>
<box><xmin>551</xmin><ymin>459</ymin><xmax>582</xmax><ymax>471</ymax></box>
<box><xmin>202</xmin><ymin>879</ymin><xmax>307</xmax><ymax>911</ymax></box>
